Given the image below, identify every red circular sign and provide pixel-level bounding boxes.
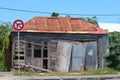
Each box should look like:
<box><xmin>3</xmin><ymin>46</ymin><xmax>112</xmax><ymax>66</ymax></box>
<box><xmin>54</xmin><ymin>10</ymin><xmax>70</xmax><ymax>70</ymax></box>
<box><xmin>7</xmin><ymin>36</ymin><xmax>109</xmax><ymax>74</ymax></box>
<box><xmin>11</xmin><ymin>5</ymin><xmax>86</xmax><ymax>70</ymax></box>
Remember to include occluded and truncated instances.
<box><xmin>13</xmin><ymin>19</ymin><xmax>24</xmax><ymax>31</ymax></box>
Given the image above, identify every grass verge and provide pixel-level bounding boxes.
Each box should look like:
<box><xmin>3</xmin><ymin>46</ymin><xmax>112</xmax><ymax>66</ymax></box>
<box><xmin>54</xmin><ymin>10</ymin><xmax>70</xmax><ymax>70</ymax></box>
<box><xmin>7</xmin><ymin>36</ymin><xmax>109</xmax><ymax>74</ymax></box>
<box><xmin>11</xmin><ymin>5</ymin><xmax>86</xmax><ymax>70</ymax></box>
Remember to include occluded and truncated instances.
<box><xmin>80</xmin><ymin>68</ymin><xmax>118</xmax><ymax>75</ymax></box>
<box><xmin>12</xmin><ymin>68</ymin><xmax>119</xmax><ymax>76</ymax></box>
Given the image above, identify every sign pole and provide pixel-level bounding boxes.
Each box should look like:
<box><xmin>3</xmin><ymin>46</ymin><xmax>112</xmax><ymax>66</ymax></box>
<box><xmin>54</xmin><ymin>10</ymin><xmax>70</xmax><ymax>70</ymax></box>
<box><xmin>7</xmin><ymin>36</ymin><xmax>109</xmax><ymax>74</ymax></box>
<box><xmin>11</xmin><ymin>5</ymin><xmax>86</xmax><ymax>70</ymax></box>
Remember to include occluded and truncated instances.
<box><xmin>18</xmin><ymin>31</ymin><xmax>20</xmax><ymax>75</ymax></box>
<box><xmin>13</xmin><ymin>19</ymin><xmax>24</xmax><ymax>76</ymax></box>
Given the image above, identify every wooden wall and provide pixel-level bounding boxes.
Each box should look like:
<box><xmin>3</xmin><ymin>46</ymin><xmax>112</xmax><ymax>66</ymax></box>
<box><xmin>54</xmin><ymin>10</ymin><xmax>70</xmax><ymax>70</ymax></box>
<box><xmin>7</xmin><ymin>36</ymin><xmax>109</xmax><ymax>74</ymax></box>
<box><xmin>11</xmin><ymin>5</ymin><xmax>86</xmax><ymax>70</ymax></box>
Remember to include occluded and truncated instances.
<box><xmin>5</xmin><ymin>32</ymin><xmax>108</xmax><ymax>71</ymax></box>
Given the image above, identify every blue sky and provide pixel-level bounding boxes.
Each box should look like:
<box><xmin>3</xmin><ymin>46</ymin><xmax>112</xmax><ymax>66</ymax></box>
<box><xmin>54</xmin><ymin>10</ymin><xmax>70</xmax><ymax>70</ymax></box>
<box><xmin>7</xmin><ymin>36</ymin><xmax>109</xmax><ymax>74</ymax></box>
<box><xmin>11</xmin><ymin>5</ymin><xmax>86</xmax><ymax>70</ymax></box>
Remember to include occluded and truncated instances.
<box><xmin>0</xmin><ymin>0</ymin><xmax>120</xmax><ymax>23</ymax></box>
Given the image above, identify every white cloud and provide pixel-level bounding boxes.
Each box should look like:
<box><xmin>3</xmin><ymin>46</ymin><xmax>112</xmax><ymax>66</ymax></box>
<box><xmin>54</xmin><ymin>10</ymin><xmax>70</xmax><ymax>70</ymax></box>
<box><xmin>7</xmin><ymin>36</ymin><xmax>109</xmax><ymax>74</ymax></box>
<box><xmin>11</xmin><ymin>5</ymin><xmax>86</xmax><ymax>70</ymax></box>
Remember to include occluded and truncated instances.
<box><xmin>99</xmin><ymin>23</ymin><xmax>120</xmax><ymax>32</ymax></box>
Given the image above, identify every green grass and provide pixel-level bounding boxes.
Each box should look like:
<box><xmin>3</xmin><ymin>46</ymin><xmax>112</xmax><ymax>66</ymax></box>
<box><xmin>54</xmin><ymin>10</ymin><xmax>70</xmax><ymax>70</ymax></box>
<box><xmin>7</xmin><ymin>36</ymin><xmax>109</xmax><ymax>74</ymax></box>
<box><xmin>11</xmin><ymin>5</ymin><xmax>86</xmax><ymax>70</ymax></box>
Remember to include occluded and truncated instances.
<box><xmin>12</xmin><ymin>69</ymin><xmax>39</xmax><ymax>76</ymax></box>
<box><xmin>80</xmin><ymin>68</ymin><xmax>118</xmax><ymax>75</ymax></box>
<box><xmin>12</xmin><ymin>68</ymin><xmax>119</xmax><ymax>76</ymax></box>
<box><xmin>47</xmin><ymin>68</ymin><xmax>119</xmax><ymax>76</ymax></box>
<box><xmin>46</xmin><ymin>72</ymin><xmax>82</xmax><ymax>76</ymax></box>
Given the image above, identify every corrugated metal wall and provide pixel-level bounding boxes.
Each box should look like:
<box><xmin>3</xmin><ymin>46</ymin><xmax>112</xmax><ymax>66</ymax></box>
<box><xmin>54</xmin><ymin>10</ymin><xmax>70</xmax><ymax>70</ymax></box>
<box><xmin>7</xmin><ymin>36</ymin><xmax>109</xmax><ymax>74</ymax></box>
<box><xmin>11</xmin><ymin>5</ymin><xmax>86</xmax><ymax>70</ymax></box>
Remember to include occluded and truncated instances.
<box><xmin>98</xmin><ymin>35</ymin><xmax>109</xmax><ymax>68</ymax></box>
<box><xmin>55</xmin><ymin>41</ymin><xmax>72</xmax><ymax>72</ymax></box>
<box><xmin>55</xmin><ymin>41</ymin><xmax>99</xmax><ymax>72</ymax></box>
<box><xmin>84</xmin><ymin>42</ymin><xmax>97</xmax><ymax>70</ymax></box>
<box><xmin>71</xmin><ymin>42</ymin><xmax>87</xmax><ymax>71</ymax></box>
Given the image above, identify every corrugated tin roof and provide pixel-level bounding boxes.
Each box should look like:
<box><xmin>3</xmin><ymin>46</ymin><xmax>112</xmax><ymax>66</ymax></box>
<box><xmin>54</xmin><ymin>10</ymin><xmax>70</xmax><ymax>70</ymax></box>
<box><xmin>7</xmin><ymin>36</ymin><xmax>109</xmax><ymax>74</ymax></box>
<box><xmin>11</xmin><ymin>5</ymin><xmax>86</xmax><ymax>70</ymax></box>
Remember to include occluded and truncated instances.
<box><xmin>13</xmin><ymin>16</ymin><xmax>108</xmax><ymax>34</ymax></box>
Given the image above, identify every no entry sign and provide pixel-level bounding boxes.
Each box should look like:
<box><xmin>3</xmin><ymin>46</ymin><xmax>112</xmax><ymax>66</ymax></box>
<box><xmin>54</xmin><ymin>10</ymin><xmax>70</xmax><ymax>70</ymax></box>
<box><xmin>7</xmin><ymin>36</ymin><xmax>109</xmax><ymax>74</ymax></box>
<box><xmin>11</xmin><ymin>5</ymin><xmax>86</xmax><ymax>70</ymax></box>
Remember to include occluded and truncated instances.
<box><xmin>12</xmin><ymin>19</ymin><xmax>24</xmax><ymax>73</ymax></box>
<box><xmin>13</xmin><ymin>19</ymin><xmax>24</xmax><ymax>31</ymax></box>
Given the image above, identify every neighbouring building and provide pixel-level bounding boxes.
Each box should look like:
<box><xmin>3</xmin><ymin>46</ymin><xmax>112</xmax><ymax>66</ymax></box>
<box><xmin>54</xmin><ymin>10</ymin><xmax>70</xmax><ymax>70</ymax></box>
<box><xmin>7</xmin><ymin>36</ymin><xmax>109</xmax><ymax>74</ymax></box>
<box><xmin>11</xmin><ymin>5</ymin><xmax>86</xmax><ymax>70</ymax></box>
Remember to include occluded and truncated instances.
<box><xmin>5</xmin><ymin>16</ymin><xmax>109</xmax><ymax>72</ymax></box>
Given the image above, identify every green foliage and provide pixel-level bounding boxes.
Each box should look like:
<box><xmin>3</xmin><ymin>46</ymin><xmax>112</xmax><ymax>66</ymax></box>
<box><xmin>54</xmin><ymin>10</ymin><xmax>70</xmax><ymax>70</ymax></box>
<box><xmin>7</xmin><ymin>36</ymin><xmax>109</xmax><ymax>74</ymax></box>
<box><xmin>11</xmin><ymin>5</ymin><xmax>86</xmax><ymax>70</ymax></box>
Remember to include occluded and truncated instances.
<box><xmin>51</xmin><ymin>12</ymin><xmax>59</xmax><ymax>17</ymax></box>
<box><xmin>51</xmin><ymin>13</ymin><xmax>98</xmax><ymax>26</ymax></box>
<box><xmin>105</xmin><ymin>32</ymin><xmax>120</xmax><ymax>70</ymax></box>
<box><xmin>84</xmin><ymin>16</ymin><xmax>99</xmax><ymax>26</ymax></box>
<box><xmin>0</xmin><ymin>22</ymin><xmax>12</xmax><ymax>71</ymax></box>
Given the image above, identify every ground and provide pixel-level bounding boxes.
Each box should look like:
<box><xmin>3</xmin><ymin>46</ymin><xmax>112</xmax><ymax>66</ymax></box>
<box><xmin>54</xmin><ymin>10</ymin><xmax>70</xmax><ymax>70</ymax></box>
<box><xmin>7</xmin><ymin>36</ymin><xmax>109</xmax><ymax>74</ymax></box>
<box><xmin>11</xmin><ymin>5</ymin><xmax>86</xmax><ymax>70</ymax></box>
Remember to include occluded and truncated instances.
<box><xmin>0</xmin><ymin>72</ymin><xmax>120</xmax><ymax>80</ymax></box>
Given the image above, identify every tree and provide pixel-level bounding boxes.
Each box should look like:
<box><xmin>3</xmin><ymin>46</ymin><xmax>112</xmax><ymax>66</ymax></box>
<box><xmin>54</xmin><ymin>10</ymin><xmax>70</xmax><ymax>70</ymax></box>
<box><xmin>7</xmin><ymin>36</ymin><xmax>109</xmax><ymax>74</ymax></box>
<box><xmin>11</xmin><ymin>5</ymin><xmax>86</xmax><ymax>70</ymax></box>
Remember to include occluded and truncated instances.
<box><xmin>105</xmin><ymin>32</ymin><xmax>120</xmax><ymax>70</ymax></box>
<box><xmin>51</xmin><ymin>12</ymin><xmax>59</xmax><ymax>17</ymax></box>
<box><xmin>0</xmin><ymin>22</ymin><xmax>12</xmax><ymax>71</ymax></box>
<box><xmin>84</xmin><ymin>16</ymin><xmax>99</xmax><ymax>26</ymax></box>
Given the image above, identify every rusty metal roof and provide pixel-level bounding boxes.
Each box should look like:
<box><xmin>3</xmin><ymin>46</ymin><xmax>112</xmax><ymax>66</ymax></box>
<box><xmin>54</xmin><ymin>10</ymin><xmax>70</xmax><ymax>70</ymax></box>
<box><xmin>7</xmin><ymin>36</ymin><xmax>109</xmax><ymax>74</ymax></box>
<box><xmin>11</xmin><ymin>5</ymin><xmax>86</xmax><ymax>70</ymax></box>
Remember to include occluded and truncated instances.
<box><xmin>13</xmin><ymin>16</ymin><xmax>108</xmax><ymax>34</ymax></box>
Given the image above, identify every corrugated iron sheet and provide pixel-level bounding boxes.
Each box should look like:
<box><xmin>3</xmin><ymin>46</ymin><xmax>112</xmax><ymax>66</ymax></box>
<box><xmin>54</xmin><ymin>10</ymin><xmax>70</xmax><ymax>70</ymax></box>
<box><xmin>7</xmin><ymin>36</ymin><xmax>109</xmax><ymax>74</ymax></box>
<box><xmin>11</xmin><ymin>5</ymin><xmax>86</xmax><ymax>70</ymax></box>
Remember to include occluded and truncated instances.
<box><xmin>71</xmin><ymin>42</ymin><xmax>87</xmax><ymax>71</ymax></box>
<box><xmin>55</xmin><ymin>41</ymin><xmax>99</xmax><ymax>72</ymax></box>
<box><xmin>13</xmin><ymin>17</ymin><xmax>107</xmax><ymax>34</ymax></box>
<box><xmin>55</xmin><ymin>41</ymin><xmax>72</xmax><ymax>72</ymax></box>
<box><xmin>98</xmin><ymin>35</ymin><xmax>109</xmax><ymax>68</ymax></box>
<box><xmin>84</xmin><ymin>42</ymin><xmax>97</xmax><ymax>70</ymax></box>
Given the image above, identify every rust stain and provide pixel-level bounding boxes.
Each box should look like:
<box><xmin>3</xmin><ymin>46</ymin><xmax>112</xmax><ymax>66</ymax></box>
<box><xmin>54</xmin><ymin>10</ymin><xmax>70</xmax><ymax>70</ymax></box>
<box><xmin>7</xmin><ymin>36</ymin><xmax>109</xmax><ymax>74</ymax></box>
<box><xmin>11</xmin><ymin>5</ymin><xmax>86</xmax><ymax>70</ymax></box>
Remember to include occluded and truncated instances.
<box><xmin>82</xmin><ymin>59</ymin><xmax>84</xmax><ymax>64</ymax></box>
<box><xmin>80</xmin><ymin>66</ymin><xmax>84</xmax><ymax>71</ymax></box>
<box><xmin>12</xmin><ymin>16</ymin><xmax>107</xmax><ymax>34</ymax></box>
<box><xmin>57</xmin><ymin>42</ymin><xmax>63</xmax><ymax>54</ymax></box>
<box><xmin>55</xmin><ymin>58</ymin><xmax>61</xmax><ymax>65</ymax></box>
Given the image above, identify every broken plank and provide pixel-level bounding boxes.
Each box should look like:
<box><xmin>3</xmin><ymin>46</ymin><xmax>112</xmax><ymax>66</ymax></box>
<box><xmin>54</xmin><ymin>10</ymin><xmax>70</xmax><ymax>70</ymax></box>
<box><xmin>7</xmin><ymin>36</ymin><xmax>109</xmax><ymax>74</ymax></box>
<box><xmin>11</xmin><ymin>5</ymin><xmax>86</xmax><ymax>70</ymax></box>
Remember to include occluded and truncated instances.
<box><xmin>20</xmin><ymin>63</ymin><xmax>52</xmax><ymax>72</ymax></box>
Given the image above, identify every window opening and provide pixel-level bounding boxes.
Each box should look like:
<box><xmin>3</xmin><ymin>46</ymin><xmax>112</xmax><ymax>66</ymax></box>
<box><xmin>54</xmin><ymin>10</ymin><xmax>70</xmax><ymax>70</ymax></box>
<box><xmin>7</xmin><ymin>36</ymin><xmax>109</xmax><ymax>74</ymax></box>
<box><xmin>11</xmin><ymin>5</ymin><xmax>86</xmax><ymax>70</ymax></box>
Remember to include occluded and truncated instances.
<box><xmin>34</xmin><ymin>49</ymin><xmax>41</xmax><ymax>58</ymax></box>
<box><xmin>14</xmin><ymin>56</ymin><xmax>18</xmax><ymax>60</ymax></box>
<box><xmin>43</xmin><ymin>49</ymin><xmax>48</xmax><ymax>58</ymax></box>
<box><xmin>26</xmin><ymin>43</ymin><xmax>32</xmax><ymax>57</ymax></box>
<box><xmin>27</xmin><ymin>43</ymin><xmax>31</xmax><ymax>48</ymax></box>
<box><xmin>44</xmin><ymin>42</ymin><xmax>47</xmax><ymax>48</ymax></box>
<box><xmin>20</xmin><ymin>56</ymin><xmax>24</xmax><ymax>60</ymax></box>
<box><xmin>26</xmin><ymin>49</ymin><xmax>32</xmax><ymax>57</ymax></box>
<box><xmin>15</xmin><ymin>52</ymin><xmax>24</xmax><ymax>55</ymax></box>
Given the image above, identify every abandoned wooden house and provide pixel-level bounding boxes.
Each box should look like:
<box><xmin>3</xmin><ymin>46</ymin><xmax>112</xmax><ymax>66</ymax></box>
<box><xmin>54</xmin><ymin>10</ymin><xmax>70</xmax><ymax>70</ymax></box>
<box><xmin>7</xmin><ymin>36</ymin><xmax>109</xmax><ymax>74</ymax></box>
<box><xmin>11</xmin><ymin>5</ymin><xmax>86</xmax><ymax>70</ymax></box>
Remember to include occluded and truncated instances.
<box><xmin>5</xmin><ymin>16</ymin><xmax>109</xmax><ymax>72</ymax></box>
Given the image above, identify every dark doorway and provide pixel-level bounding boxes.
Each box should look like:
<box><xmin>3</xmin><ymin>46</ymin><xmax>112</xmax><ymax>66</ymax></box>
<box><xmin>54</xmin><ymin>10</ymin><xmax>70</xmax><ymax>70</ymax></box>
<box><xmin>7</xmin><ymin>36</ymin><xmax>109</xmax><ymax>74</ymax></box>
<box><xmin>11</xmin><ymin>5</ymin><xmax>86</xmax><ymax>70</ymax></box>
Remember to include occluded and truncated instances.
<box><xmin>43</xmin><ymin>59</ymin><xmax>48</xmax><ymax>69</ymax></box>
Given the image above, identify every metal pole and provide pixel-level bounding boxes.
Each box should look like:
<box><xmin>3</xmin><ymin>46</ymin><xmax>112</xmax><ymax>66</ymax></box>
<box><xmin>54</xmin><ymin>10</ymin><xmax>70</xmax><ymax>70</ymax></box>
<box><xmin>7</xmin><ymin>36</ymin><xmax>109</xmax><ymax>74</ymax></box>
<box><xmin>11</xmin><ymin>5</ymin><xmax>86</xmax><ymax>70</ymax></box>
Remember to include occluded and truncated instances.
<box><xmin>18</xmin><ymin>31</ymin><xmax>20</xmax><ymax>74</ymax></box>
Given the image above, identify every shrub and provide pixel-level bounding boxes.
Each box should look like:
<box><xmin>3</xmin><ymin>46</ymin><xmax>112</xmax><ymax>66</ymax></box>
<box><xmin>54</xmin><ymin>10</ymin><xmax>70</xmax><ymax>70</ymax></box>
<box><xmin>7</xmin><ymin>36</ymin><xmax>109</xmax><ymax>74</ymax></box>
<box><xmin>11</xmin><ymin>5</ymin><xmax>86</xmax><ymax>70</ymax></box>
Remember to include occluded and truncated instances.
<box><xmin>105</xmin><ymin>32</ymin><xmax>120</xmax><ymax>70</ymax></box>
